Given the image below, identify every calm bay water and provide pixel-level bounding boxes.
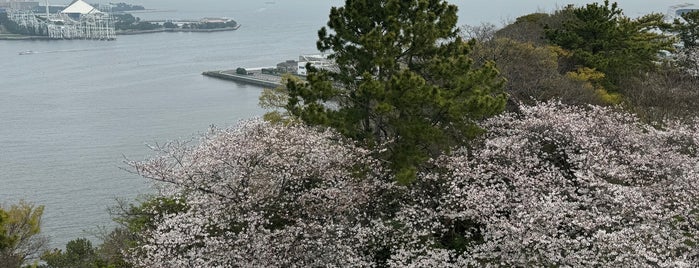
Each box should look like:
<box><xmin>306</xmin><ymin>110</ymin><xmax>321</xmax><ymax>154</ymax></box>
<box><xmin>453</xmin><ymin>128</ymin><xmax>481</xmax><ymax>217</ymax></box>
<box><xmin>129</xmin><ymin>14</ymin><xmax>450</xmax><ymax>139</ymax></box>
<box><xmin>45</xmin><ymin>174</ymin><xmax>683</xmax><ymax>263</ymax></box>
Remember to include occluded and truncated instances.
<box><xmin>0</xmin><ymin>0</ymin><xmax>684</xmax><ymax>250</ymax></box>
<box><xmin>0</xmin><ymin>0</ymin><xmax>342</xmax><ymax>249</ymax></box>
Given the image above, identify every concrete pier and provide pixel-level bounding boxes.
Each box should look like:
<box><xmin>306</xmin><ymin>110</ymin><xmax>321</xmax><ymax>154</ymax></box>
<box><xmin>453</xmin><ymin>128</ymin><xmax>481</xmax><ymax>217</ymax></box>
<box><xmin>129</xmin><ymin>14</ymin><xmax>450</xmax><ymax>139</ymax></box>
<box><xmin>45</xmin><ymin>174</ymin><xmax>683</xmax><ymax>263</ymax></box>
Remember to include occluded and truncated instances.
<box><xmin>202</xmin><ymin>70</ymin><xmax>283</xmax><ymax>88</ymax></box>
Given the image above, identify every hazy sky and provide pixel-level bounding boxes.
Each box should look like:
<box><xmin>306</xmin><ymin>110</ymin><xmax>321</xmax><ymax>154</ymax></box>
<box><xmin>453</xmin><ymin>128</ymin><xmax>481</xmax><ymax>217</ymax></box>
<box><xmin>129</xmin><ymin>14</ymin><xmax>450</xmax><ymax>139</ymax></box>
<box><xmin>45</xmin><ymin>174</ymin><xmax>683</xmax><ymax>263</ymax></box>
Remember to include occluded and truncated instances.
<box><xmin>72</xmin><ymin>0</ymin><xmax>699</xmax><ymax>26</ymax></box>
<box><xmin>136</xmin><ymin>0</ymin><xmax>699</xmax><ymax>24</ymax></box>
<box><xmin>454</xmin><ymin>0</ymin><xmax>699</xmax><ymax>25</ymax></box>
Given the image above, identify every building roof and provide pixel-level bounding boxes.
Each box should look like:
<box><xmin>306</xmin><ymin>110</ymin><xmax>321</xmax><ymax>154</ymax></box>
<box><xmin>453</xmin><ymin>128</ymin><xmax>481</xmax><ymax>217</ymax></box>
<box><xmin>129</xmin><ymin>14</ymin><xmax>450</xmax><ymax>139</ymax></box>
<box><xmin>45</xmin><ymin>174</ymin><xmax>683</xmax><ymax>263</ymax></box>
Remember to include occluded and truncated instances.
<box><xmin>61</xmin><ymin>0</ymin><xmax>101</xmax><ymax>14</ymax></box>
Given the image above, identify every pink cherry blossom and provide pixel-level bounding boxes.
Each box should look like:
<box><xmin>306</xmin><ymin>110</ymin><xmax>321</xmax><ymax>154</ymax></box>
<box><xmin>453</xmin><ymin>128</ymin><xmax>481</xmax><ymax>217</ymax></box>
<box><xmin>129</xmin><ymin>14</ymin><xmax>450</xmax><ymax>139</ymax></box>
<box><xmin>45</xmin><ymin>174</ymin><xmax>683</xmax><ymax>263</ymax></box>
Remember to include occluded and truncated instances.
<box><xmin>129</xmin><ymin>102</ymin><xmax>699</xmax><ymax>267</ymax></box>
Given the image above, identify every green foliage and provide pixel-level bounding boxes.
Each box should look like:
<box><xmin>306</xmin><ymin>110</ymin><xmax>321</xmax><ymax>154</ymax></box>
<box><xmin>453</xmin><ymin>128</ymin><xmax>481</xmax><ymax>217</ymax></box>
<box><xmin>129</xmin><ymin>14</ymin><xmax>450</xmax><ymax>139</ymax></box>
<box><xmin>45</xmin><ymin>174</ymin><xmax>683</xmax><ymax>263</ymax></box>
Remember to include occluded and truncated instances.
<box><xmin>108</xmin><ymin>3</ymin><xmax>145</xmax><ymax>12</ymax></box>
<box><xmin>39</xmin><ymin>197</ymin><xmax>189</xmax><ymax>268</ymax></box>
<box><xmin>545</xmin><ymin>0</ymin><xmax>674</xmax><ymax>91</ymax></box>
<box><xmin>97</xmin><ymin>197</ymin><xmax>188</xmax><ymax>267</ymax></box>
<box><xmin>0</xmin><ymin>201</ymin><xmax>47</xmax><ymax>268</ymax></box>
<box><xmin>495</xmin><ymin>9</ymin><xmax>575</xmax><ymax>45</ymax></box>
<box><xmin>673</xmin><ymin>10</ymin><xmax>699</xmax><ymax>48</ymax></box>
<box><xmin>286</xmin><ymin>0</ymin><xmax>506</xmax><ymax>183</ymax></box>
<box><xmin>259</xmin><ymin>74</ymin><xmax>302</xmax><ymax>124</ymax></box>
<box><xmin>162</xmin><ymin>22</ymin><xmax>176</xmax><ymax>29</ymax></box>
<box><xmin>112</xmin><ymin>14</ymin><xmax>137</xmax><ymax>30</ymax></box>
<box><xmin>40</xmin><ymin>238</ymin><xmax>98</xmax><ymax>268</ymax></box>
<box><xmin>94</xmin><ymin>228</ymin><xmax>133</xmax><ymax>268</ymax></box>
<box><xmin>491</xmin><ymin>4</ymin><xmax>696</xmax><ymax>121</ymax></box>
<box><xmin>619</xmin><ymin>64</ymin><xmax>699</xmax><ymax>123</ymax></box>
<box><xmin>113</xmin><ymin>14</ymin><xmax>160</xmax><ymax>31</ymax></box>
<box><xmin>0</xmin><ymin>208</ymin><xmax>12</xmax><ymax>250</ymax></box>
<box><xmin>469</xmin><ymin>36</ymin><xmax>606</xmax><ymax>106</ymax></box>
<box><xmin>235</xmin><ymin>67</ymin><xmax>248</xmax><ymax>75</ymax></box>
<box><xmin>113</xmin><ymin>197</ymin><xmax>188</xmax><ymax>235</ymax></box>
<box><xmin>39</xmin><ymin>236</ymin><xmax>129</xmax><ymax>268</ymax></box>
<box><xmin>192</xmin><ymin>21</ymin><xmax>238</xmax><ymax>29</ymax></box>
<box><xmin>133</xmin><ymin>21</ymin><xmax>159</xmax><ymax>31</ymax></box>
<box><xmin>565</xmin><ymin>67</ymin><xmax>622</xmax><ymax>104</ymax></box>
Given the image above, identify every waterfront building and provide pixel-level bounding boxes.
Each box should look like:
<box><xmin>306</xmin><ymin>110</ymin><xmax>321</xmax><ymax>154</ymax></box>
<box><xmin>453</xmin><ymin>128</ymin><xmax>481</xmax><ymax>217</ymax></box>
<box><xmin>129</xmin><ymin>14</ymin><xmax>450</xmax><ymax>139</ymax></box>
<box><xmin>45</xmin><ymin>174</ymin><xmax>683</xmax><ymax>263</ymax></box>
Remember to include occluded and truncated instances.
<box><xmin>297</xmin><ymin>54</ymin><xmax>336</xmax><ymax>76</ymax></box>
<box><xmin>200</xmin><ymin>17</ymin><xmax>233</xmax><ymax>24</ymax></box>
<box><xmin>276</xmin><ymin>60</ymin><xmax>298</xmax><ymax>74</ymax></box>
<box><xmin>47</xmin><ymin>0</ymin><xmax>114</xmax><ymax>40</ymax></box>
<box><xmin>61</xmin><ymin>0</ymin><xmax>101</xmax><ymax>19</ymax></box>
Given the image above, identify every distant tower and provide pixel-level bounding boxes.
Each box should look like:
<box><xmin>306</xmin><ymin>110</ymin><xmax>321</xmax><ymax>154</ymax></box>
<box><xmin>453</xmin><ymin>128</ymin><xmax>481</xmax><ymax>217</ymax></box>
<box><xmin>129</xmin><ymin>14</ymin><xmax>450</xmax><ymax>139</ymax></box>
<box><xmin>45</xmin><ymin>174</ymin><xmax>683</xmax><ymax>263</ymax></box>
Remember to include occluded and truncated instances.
<box><xmin>45</xmin><ymin>0</ymin><xmax>49</xmax><ymax>18</ymax></box>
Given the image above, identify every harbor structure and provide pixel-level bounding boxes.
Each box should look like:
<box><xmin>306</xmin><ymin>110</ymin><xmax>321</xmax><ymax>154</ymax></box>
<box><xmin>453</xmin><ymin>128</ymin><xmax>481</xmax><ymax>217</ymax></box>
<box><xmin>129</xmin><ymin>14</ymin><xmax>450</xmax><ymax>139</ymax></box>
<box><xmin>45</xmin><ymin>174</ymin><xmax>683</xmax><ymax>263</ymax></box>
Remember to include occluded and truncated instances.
<box><xmin>5</xmin><ymin>0</ymin><xmax>115</xmax><ymax>40</ymax></box>
<box><xmin>204</xmin><ymin>54</ymin><xmax>337</xmax><ymax>87</ymax></box>
<box><xmin>49</xmin><ymin>0</ymin><xmax>114</xmax><ymax>39</ymax></box>
<box><xmin>276</xmin><ymin>60</ymin><xmax>298</xmax><ymax>74</ymax></box>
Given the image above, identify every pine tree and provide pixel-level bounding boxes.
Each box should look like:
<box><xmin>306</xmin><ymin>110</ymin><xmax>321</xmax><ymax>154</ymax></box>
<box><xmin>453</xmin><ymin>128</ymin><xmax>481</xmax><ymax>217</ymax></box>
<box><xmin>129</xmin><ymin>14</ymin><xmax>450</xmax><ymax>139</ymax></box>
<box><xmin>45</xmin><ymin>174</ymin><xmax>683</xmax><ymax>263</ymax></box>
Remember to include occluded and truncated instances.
<box><xmin>673</xmin><ymin>10</ymin><xmax>699</xmax><ymax>49</ymax></box>
<box><xmin>286</xmin><ymin>0</ymin><xmax>506</xmax><ymax>183</ymax></box>
<box><xmin>545</xmin><ymin>0</ymin><xmax>673</xmax><ymax>91</ymax></box>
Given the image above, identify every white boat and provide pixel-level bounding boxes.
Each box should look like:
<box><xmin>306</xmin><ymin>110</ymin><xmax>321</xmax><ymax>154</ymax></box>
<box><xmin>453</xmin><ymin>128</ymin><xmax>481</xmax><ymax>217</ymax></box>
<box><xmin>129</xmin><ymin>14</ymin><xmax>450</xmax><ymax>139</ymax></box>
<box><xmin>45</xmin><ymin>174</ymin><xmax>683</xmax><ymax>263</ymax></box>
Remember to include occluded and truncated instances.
<box><xmin>18</xmin><ymin>50</ymin><xmax>38</xmax><ymax>55</ymax></box>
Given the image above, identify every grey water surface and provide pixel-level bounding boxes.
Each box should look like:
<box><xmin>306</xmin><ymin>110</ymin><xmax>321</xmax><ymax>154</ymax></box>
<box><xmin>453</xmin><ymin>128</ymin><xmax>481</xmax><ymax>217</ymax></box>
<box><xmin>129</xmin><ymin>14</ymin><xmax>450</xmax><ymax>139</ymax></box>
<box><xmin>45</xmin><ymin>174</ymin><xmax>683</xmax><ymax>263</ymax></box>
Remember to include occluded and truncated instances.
<box><xmin>0</xmin><ymin>0</ymin><xmax>341</xmax><ymax>249</ymax></box>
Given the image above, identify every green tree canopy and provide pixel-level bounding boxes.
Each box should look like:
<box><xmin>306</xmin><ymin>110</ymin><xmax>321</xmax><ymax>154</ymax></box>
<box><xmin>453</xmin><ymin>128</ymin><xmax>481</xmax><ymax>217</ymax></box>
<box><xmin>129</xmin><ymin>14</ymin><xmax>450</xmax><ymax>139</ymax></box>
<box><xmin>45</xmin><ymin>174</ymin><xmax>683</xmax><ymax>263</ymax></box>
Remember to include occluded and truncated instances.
<box><xmin>40</xmin><ymin>238</ymin><xmax>106</xmax><ymax>268</ymax></box>
<box><xmin>673</xmin><ymin>10</ymin><xmax>699</xmax><ymax>48</ymax></box>
<box><xmin>286</xmin><ymin>0</ymin><xmax>506</xmax><ymax>183</ymax></box>
<box><xmin>545</xmin><ymin>0</ymin><xmax>673</xmax><ymax>91</ymax></box>
<box><xmin>0</xmin><ymin>208</ymin><xmax>12</xmax><ymax>251</ymax></box>
<box><xmin>0</xmin><ymin>201</ymin><xmax>47</xmax><ymax>268</ymax></box>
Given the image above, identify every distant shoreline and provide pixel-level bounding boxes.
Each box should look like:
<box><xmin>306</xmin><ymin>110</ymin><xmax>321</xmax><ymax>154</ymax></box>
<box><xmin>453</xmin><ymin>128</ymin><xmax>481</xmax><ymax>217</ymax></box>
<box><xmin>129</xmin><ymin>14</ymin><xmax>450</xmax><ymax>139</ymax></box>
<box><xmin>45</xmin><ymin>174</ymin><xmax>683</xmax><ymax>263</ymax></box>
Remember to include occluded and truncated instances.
<box><xmin>122</xmin><ymin>9</ymin><xmax>178</xmax><ymax>14</ymax></box>
<box><xmin>116</xmin><ymin>24</ymin><xmax>240</xmax><ymax>35</ymax></box>
<box><xmin>0</xmin><ymin>34</ymin><xmax>51</xmax><ymax>40</ymax></box>
<box><xmin>0</xmin><ymin>25</ymin><xmax>240</xmax><ymax>40</ymax></box>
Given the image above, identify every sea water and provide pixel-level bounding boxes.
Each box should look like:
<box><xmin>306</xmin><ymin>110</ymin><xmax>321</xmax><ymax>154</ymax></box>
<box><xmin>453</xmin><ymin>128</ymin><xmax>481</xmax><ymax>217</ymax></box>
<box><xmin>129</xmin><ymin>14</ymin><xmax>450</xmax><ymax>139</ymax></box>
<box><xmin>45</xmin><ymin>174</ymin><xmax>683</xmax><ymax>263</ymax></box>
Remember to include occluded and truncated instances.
<box><xmin>0</xmin><ymin>0</ymin><xmax>342</xmax><ymax>249</ymax></box>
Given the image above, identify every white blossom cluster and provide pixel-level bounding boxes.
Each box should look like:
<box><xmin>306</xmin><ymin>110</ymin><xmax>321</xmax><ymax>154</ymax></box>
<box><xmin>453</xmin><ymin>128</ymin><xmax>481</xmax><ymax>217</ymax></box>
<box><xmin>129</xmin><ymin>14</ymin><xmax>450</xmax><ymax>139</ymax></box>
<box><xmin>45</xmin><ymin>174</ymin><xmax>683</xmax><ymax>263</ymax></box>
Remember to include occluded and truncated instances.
<box><xmin>676</xmin><ymin>47</ymin><xmax>699</xmax><ymax>77</ymax></box>
<box><xmin>130</xmin><ymin>121</ymin><xmax>395</xmax><ymax>267</ymax></box>
<box><xmin>396</xmin><ymin>102</ymin><xmax>699</xmax><ymax>267</ymax></box>
<box><xmin>130</xmin><ymin>103</ymin><xmax>699</xmax><ymax>267</ymax></box>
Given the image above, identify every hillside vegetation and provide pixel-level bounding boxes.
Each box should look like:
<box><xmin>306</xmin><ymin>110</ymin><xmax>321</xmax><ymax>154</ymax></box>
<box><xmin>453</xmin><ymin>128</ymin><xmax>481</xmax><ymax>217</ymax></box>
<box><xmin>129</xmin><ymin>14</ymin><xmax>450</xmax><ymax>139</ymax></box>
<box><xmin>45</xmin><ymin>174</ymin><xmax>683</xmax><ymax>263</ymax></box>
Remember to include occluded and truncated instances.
<box><xmin>3</xmin><ymin>1</ymin><xmax>699</xmax><ymax>267</ymax></box>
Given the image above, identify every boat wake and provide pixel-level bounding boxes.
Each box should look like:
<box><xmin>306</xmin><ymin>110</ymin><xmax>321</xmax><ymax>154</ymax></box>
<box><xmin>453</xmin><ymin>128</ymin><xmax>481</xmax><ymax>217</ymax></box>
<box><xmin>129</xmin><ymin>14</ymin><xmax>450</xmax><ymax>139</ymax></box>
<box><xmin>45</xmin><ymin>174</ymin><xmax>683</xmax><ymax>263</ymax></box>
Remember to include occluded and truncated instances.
<box><xmin>18</xmin><ymin>50</ymin><xmax>38</xmax><ymax>55</ymax></box>
<box><xmin>18</xmin><ymin>48</ymin><xmax>104</xmax><ymax>55</ymax></box>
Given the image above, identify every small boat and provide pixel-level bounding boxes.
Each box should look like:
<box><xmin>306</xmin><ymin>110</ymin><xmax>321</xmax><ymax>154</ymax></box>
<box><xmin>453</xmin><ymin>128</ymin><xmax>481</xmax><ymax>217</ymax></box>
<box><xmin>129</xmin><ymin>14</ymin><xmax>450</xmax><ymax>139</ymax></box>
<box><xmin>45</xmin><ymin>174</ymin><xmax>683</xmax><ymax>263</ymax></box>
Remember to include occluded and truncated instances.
<box><xmin>18</xmin><ymin>50</ymin><xmax>37</xmax><ymax>55</ymax></box>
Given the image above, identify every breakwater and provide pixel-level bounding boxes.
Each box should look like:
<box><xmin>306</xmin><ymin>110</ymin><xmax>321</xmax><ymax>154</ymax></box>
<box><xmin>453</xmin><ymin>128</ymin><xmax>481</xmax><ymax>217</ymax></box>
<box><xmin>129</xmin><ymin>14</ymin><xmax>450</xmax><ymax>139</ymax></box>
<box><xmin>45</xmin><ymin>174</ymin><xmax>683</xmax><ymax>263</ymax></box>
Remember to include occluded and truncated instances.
<box><xmin>0</xmin><ymin>25</ymin><xmax>241</xmax><ymax>40</ymax></box>
<box><xmin>202</xmin><ymin>69</ymin><xmax>283</xmax><ymax>88</ymax></box>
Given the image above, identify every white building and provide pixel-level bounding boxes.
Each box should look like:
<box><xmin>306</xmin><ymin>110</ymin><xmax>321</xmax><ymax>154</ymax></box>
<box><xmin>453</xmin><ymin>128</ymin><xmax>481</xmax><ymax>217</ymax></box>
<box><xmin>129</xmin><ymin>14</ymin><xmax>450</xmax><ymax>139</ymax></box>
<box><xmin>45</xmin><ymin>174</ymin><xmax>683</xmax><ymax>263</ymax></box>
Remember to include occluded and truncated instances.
<box><xmin>297</xmin><ymin>54</ymin><xmax>335</xmax><ymax>76</ymax></box>
<box><xmin>61</xmin><ymin>0</ymin><xmax>101</xmax><ymax>18</ymax></box>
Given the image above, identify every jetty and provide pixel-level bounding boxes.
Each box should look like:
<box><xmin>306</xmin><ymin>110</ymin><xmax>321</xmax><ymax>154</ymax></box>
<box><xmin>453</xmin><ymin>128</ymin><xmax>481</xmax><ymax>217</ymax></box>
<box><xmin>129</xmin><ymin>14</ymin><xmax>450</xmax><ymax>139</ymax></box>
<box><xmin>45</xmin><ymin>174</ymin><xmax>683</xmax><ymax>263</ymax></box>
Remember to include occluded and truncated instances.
<box><xmin>202</xmin><ymin>55</ymin><xmax>335</xmax><ymax>88</ymax></box>
<box><xmin>202</xmin><ymin>69</ymin><xmax>284</xmax><ymax>88</ymax></box>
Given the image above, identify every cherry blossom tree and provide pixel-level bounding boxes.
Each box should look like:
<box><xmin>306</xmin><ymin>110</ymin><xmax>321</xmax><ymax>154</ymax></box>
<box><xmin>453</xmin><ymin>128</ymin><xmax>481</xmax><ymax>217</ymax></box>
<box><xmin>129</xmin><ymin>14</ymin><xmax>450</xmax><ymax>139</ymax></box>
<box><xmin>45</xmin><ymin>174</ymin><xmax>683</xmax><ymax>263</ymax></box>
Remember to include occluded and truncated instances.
<box><xmin>128</xmin><ymin>121</ymin><xmax>398</xmax><ymax>267</ymax></box>
<box><xmin>393</xmin><ymin>102</ymin><xmax>699</xmax><ymax>266</ymax></box>
<box><xmin>129</xmin><ymin>103</ymin><xmax>699</xmax><ymax>267</ymax></box>
<box><xmin>676</xmin><ymin>47</ymin><xmax>699</xmax><ymax>77</ymax></box>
